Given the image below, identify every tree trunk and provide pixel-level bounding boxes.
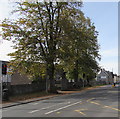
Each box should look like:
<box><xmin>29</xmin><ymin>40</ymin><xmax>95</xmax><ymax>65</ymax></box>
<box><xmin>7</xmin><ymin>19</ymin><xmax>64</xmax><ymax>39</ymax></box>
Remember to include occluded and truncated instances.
<box><xmin>61</xmin><ymin>70</ymin><xmax>68</xmax><ymax>91</ymax></box>
<box><xmin>46</xmin><ymin>62</ymin><xmax>57</xmax><ymax>93</ymax></box>
<box><xmin>74</xmin><ymin>60</ymin><xmax>79</xmax><ymax>88</ymax></box>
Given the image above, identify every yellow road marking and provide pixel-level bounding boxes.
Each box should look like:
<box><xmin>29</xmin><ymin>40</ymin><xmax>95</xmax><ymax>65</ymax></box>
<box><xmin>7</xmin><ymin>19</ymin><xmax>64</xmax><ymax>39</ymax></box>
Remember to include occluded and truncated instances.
<box><xmin>75</xmin><ymin>109</ymin><xmax>87</xmax><ymax>116</ymax></box>
<box><xmin>87</xmin><ymin>98</ymin><xmax>95</xmax><ymax>102</ymax></box>
<box><xmin>90</xmin><ymin>101</ymin><xmax>100</xmax><ymax>105</ymax></box>
<box><xmin>104</xmin><ymin>106</ymin><xmax>120</xmax><ymax>111</ymax></box>
<box><xmin>89</xmin><ymin>101</ymin><xmax>119</xmax><ymax>112</ymax></box>
<box><xmin>57</xmin><ymin>112</ymin><xmax>61</xmax><ymax>114</ymax></box>
<box><xmin>79</xmin><ymin>111</ymin><xmax>86</xmax><ymax>116</ymax></box>
<box><xmin>75</xmin><ymin>110</ymin><xmax>80</xmax><ymax>112</ymax></box>
<box><xmin>87</xmin><ymin>98</ymin><xmax>119</xmax><ymax>112</ymax></box>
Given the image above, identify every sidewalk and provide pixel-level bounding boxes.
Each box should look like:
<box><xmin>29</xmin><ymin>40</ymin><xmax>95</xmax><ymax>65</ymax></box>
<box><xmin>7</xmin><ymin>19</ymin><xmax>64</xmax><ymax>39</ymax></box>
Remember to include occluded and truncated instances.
<box><xmin>2</xmin><ymin>86</ymin><xmax>105</xmax><ymax>109</ymax></box>
<box><xmin>2</xmin><ymin>94</ymin><xmax>59</xmax><ymax>109</ymax></box>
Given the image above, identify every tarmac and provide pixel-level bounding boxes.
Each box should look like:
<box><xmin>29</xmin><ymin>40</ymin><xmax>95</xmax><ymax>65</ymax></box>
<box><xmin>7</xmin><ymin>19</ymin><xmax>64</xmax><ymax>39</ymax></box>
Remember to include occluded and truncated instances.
<box><xmin>2</xmin><ymin>94</ymin><xmax>60</xmax><ymax>109</ymax></box>
<box><xmin>1</xmin><ymin>85</ymin><xmax>111</xmax><ymax>109</ymax></box>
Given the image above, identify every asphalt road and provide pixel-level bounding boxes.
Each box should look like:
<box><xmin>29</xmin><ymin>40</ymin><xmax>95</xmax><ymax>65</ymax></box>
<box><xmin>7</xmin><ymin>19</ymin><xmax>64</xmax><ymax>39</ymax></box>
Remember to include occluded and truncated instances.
<box><xmin>2</xmin><ymin>85</ymin><xmax>119</xmax><ymax>118</ymax></box>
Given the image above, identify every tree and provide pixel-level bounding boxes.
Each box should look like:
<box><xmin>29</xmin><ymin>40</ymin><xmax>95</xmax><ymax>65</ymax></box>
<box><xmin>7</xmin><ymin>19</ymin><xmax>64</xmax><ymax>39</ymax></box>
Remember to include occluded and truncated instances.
<box><xmin>57</xmin><ymin>9</ymin><xmax>100</xmax><ymax>86</ymax></box>
<box><xmin>1</xmin><ymin>1</ymin><xmax>84</xmax><ymax>92</ymax></box>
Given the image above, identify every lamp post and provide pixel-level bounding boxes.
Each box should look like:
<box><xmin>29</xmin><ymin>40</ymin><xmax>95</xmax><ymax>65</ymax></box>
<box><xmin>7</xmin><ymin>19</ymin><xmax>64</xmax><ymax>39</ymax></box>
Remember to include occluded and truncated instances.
<box><xmin>46</xmin><ymin>74</ymin><xmax>49</xmax><ymax>93</ymax></box>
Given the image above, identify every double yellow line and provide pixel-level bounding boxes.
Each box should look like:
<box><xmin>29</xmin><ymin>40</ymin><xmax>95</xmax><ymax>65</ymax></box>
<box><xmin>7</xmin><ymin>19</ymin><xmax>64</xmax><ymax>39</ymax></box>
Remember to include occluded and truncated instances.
<box><xmin>87</xmin><ymin>98</ymin><xmax>120</xmax><ymax>112</ymax></box>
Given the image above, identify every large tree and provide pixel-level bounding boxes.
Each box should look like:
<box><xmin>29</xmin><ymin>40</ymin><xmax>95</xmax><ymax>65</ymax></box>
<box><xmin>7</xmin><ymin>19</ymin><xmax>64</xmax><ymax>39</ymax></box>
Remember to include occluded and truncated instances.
<box><xmin>57</xmin><ymin>8</ymin><xmax>100</xmax><ymax>86</ymax></box>
<box><xmin>1</xmin><ymin>1</ymin><xmax>84</xmax><ymax>92</ymax></box>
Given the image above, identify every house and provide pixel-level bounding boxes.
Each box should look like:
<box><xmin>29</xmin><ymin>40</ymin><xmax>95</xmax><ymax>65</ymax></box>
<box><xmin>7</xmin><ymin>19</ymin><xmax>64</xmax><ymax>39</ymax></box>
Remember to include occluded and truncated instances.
<box><xmin>118</xmin><ymin>75</ymin><xmax>120</xmax><ymax>83</ymax></box>
<box><xmin>0</xmin><ymin>60</ymin><xmax>32</xmax><ymax>87</ymax></box>
<box><xmin>96</xmin><ymin>69</ymin><xmax>114</xmax><ymax>84</ymax></box>
<box><xmin>1</xmin><ymin>60</ymin><xmax>47</xmax><ymax>96</ymax></box>
<box><xmin>11</xmin><ymin>70</ymin><xmax>32</xmax><ymax>85</ymax></box>
<box><xmin>113</xmin><ymin>74</ymin><xmax>120</xmax><ymax>84</ymax></box>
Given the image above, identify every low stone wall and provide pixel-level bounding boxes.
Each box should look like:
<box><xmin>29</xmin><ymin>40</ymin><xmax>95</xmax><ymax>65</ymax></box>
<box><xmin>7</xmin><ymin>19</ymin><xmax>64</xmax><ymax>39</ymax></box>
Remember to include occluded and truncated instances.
<box><xmin>8</xmin><ymin>80</ymin><xmax>101</xmax><ymax>96</ymax></box>
<box><xmin>10</xmin><ymin>82</ymin><xmax>46</xmax><ymax>96</ymax></box>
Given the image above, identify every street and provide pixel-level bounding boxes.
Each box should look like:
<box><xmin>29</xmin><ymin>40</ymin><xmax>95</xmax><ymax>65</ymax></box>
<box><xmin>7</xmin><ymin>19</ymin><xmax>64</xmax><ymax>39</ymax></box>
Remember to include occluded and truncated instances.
<box><xmin>2</xmin><ymin>85</ymin><xmax>119</xmax><ymax>118</ymax></box>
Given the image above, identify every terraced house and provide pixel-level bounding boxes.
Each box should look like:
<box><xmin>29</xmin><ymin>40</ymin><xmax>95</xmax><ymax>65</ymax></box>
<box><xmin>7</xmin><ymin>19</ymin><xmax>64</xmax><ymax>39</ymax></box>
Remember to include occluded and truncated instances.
<box><xmin>96</xmin><ymin>69</ymin><xmax>114</xmax><ymax>85</ymax></box>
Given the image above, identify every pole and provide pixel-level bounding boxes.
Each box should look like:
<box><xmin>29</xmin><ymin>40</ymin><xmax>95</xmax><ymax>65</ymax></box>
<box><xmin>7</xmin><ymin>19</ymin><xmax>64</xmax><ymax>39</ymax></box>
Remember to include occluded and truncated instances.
<box><xmin>83</xmin><ymin>79</ymin><xmax>84</xmax><ymax>88</ymax></box>
<box><xmin>46</xmin><ymin>76</ymin><xmax>48</xmax><ymax>93</ymax></box>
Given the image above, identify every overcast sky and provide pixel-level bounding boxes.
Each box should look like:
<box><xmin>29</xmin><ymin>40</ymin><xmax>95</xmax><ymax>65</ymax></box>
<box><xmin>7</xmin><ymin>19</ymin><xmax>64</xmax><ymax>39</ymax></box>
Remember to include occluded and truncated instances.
<box><xmin>0</xmin><ymin>0</ymin><xmax>119</xmax><ymax>74</ymax></box>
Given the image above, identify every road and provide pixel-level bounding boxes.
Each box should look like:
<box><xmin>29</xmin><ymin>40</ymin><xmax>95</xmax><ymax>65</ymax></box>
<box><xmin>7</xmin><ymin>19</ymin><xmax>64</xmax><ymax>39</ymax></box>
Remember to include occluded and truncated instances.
<box><xmin>2</xmin><ymin>85</ymin><xmax>119</xmax><ymax>118</ymax></box>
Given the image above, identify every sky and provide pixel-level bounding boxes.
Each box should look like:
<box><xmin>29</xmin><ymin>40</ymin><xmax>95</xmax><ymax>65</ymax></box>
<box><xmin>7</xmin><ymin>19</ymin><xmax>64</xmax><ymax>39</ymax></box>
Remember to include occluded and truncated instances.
<box><xmin>81</xmin><ymin>2</ymin><xmax>118</xmax><ymax>74</ymax></box>
<box><xmin>0</xmin><ymin>0</ymin><xmax>118</xmax><ymax>74</ymax></box>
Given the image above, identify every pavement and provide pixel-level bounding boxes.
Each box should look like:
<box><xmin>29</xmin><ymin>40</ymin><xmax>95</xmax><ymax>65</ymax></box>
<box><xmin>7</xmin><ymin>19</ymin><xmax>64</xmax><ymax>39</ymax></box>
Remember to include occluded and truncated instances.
<box><xmin>2</xmin><ymin>85</ymin><xmax>119</xmax><ymax>118</ymax></box>
<box><xmin>2</xmin><ymin>86</ymin><xmax>97</xmax><ymax>109</ymax></box>
<box><xmin>2</xmin><ymin>95</ymin><xmax>60</xmax><ymax>109</ymax></box>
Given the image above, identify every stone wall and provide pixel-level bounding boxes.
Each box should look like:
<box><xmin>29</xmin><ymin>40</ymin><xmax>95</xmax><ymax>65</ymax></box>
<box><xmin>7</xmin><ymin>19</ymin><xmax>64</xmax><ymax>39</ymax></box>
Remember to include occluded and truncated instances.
<box><xmin>10</xmin><ymin>82</ymin><xmax>46</xmax><ymax>96</ymax></box>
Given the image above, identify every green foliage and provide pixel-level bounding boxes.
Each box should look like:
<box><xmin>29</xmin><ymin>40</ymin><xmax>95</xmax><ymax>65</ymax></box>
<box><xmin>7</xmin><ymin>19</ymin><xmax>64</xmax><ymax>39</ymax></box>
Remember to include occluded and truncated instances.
<box><xmin>57</xmin><ymin>6</ymin><xmax>100</xmax><ymax>82</ymax></box>
<box><xmin>1</xmin><ymin>1</ymin><xmax>100</xmax><ymax>90</ymax></box>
